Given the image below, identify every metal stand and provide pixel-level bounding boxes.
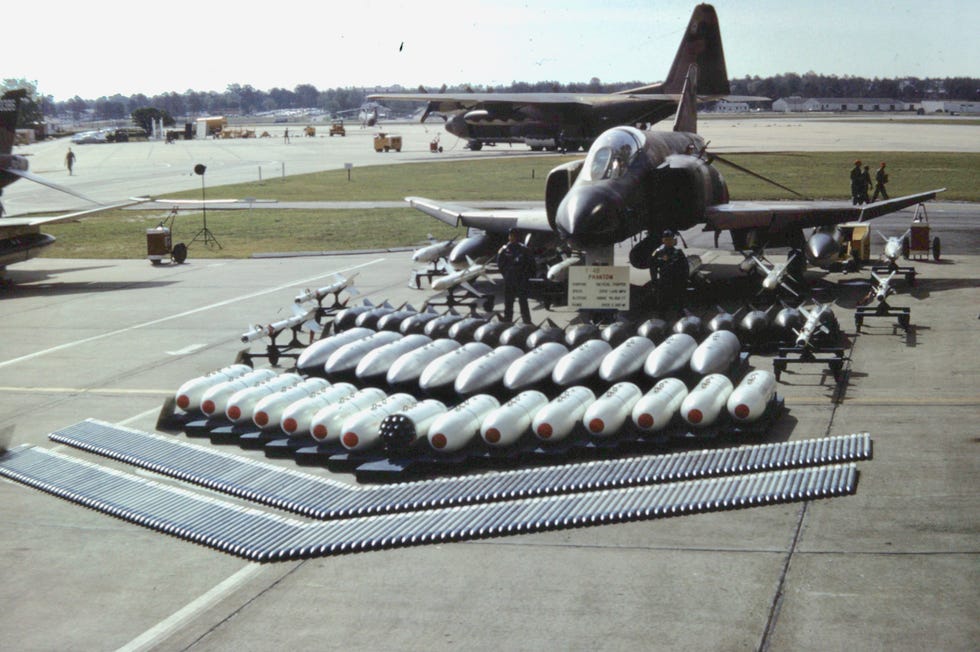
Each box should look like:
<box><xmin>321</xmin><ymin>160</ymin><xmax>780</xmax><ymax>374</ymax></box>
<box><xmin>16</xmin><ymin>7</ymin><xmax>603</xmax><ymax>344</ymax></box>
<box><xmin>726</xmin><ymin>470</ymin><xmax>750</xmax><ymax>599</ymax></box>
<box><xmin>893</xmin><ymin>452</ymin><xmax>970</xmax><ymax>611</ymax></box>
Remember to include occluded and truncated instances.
<box><xmin>855</xmin><ymin>302</ymin><xmax>911</xmax><ymax>332</ymax></box>
<box><xmin>190</xmin><ymin>164</ymin><xmax>222</xmax><ymax>250</ymax></box>
<box><xmin>773</xmin><ymin>346</ymin><xmax>849</xmax><ymax>383</ymax></box>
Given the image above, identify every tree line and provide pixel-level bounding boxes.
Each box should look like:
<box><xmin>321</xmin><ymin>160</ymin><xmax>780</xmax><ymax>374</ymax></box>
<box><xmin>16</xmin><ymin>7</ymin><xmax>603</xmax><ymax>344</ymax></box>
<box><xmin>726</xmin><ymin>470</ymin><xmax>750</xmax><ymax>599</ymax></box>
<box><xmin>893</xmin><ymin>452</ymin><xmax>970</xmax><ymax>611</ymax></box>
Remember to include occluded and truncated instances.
<box><xmin>4</xmin><ymin>74</ymin><xmax>977</xmax><ymax>127</ymax></box>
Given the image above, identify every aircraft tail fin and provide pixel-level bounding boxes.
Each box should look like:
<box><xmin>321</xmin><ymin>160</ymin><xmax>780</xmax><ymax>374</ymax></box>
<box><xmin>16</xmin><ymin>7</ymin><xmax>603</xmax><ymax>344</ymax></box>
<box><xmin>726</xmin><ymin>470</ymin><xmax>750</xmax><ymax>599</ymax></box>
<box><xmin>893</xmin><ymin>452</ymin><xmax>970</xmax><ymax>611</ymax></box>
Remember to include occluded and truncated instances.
<box><xmin>672</xmin><ymin>65</ymin><xmax>698</xmax><ymax>133</ymax></box>
<box><xmin>662</xmin><ymin>4</ymin><xmax>729</xmax><ymax>95</ymax></box>
<box><xmin>0</xmin><ymin>90</ymin><xmax>27</xmax><ymax>156</ymax></box>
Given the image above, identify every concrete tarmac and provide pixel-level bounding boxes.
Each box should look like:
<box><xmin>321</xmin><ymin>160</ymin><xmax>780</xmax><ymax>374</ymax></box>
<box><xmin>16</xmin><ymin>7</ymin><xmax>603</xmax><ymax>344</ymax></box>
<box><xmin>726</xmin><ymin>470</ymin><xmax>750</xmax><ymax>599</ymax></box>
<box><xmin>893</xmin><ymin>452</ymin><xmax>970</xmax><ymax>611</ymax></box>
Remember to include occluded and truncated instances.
<box><xmin>1</xmin><ymin>119</ymin><xmax>978</xmax><ymax>651</ymax></box>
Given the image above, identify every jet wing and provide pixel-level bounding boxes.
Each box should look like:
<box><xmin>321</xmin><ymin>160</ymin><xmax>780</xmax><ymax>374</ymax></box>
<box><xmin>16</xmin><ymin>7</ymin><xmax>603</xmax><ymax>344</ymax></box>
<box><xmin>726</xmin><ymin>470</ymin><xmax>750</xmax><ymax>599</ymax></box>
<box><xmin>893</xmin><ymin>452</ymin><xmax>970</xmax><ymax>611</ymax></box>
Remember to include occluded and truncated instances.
<box><xmin>405</xmin><ymin>196</ymin><xmax>553</xmax><ymax>234</ymax></box>
<box><xmin>371</xmin><ymin>91</ymin><xmax>681</xmax><ymax>111</ymax></box>
<box><xmin>5</xmin><ymin>167</ymin><xmax>102</xmax><ymax>204</ymax></box>
<box><xmin>0</xmin><ymin>199</ymin><xmax>148</xmax><ymax>228</ymax></box>
<box><xmin>705</xmin><ymin>189</ymin><xmax>945</xmax><ymax>232</ymax></box>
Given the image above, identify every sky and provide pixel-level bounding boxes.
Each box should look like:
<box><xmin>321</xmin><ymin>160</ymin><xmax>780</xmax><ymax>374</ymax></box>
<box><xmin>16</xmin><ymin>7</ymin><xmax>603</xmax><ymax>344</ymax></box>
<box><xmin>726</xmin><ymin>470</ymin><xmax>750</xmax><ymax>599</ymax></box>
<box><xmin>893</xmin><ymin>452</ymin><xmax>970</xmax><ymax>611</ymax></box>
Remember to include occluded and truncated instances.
<box><xmin>10</xmin><ymin>0</ymin><xmax>978</xmax><ymax>101</ymax></box>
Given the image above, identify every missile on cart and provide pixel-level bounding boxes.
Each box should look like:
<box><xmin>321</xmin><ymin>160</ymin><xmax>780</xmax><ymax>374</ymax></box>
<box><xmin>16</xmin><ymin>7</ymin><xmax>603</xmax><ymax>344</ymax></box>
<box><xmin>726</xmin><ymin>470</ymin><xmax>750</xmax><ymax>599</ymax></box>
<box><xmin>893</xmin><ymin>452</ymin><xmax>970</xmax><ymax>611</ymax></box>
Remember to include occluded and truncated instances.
<box><xmin>175</xmin><ymin>364</ymin><xmax>253</xmax><ymax>412</ymax></box>
<box><xmin>532</xmin><ymin>386</ymin><xmax>596</xmax><ymax>441</ymax></box>
<box><xmin>871</xmin><ymin>270</ymin><xmax>897</xmax><ymax>304</ymax></box>
<box><xmin>355</xmin><ymin>334</ymin><xmax>432</xmax><ymax>381</ymax></box>
<box><xmin>252</xmin><ymin>377</ymin><xmax>331</xmax><ymax>431</ymax></box>
<box><xmin>295</xmin><ymin>327</ymin><xmax>374</xmax><ymax>373</ymax></box>
<box><xmin>689</xmin><ymin>330</ymin><xmax>741</xmax><ymax>375</ymax></box>
<box><xmin>680</xmin><ymin>374</ymin><xmax>734</xmax><ymax>427</ymax></box>
<box><xmin>340</xmin><ymin>393</ymin><xmax>419</xmax><ymax>451</ymax></box>
<box><xmin>643</xmin><ymin>333</ymin><xmax>698</xmax><ymax>379</ymax></box>
<box><xmin>503</xmin><ymin>342</ymin><xmax>569</xmax><ymax>390</ymax></box>
<box><xmin>199</xmin><ymin>368</ymin><xmax>279</xmax><ymax>417</ymax></box>
<box><xmin>583</xmin><ymin>382</ymin><xmax>644</xmax><ymax>437</ymax></box>
<box><xmin>379</xmin><ymin>399</ymin><xmax>448</xmax><ymax>451</ymax></box>
<box><xmin>794</xmin><ymin>301</ymin><xmax>837</xmax><ymax>349</ymax></box>
<box><xmin>294</xmin><ymin>272</ymin><xmax>359</xmax><ymax>305</ymax></box>
<box><xmin>387</xmin><ymin>338</ymin><xmax>462</xmax><ymax>386</ymax></box>
<box><xmin>413</xmin><ymin>238</ymin><xmax>456</xmax><ymax>264</ymax></box>
<box><xmin>727</xmin><ymin>370</ymin><xmax>777</xmax><ymax>423</ymax></box>
<box><xmin>309</xmin><ymin>387</ymin><xmax>388</xmax><ymax>442</ymax></box>
<box><xmin>481</xmin><ymin>390</ymin><xmax>549</xmax><ymax>446</ymax></box>
<box><xmin>546</xmin><ymin>254</ymin><xmax>581</xmax><ymax>282</ymax></box>
<box><xmin>773</xmin><ymin>305</ymin><xmax>804</xmax><ymax>340</ymax></box>
<box><xmin>599</xmin><ymin>335</ymin><xmax>657</xmax><ymax>382</ymax></box>
<box><xmin>632</xmin><ymin>378</ymin><xmax>689</xmax><ymax>431</ymax></box>
<box><xmin>454</xmin><ymin>345</ymin><xmax>525</xmax><ymax>395</ymax></box>
<box><xmin>240</xmin><ymin>303</ymin><xmax>320</xmax><ymax>343</ymax></box>
<box><xmin>552</xmin><ymin>339</ymin><xmax>613</xmax><ymax>387</ymax></box>
<box><xmin>280</xmin><ymin>383</ymin><xmax>358</xmax><ymax>436</ymax></box>
<box><xmin>225</xmin><ymin>373</ymin><xmax>304</xmax><ymax>424</ymax></box>
<box><xmin>324</xmin><ymin>330</ymin><xmax>403</xmax><ymax>376</ymax></box>
<box><xmin>427</xmin><ymin>394</ymin><xmax>501</xmax><ymax>452</ymax></box>
<box><xmin>418</xmin><ymin>342</ymin><xmax>494</xmax><ymax>392</ymax></box>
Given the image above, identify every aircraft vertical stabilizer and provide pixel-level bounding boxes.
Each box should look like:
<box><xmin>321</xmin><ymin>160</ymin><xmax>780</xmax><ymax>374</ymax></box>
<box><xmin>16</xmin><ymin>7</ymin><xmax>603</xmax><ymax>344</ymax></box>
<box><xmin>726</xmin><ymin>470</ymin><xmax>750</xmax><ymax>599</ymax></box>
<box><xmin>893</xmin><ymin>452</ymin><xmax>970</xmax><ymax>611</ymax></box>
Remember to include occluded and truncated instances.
<box><xmin>661</xmin><ymin>4</ymin><xmax>729</xmax><ymax>95</ymax></box>
<box><xmin>672</xmin><ymin>65</ymin><xmax>699</xmax><ymax>134</ymax></box>
<box><xmin>0</xmin><ymin>90</ymin><xmax>26</xmax><ymax>155</ymax></box>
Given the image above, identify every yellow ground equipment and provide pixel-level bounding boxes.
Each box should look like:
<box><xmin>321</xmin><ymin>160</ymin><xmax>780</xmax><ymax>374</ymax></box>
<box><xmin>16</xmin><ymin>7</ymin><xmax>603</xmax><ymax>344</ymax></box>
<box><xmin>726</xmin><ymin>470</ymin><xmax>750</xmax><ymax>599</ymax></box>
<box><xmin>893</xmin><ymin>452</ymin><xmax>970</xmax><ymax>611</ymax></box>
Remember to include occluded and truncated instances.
<box><xmin>836</xmin><ymin>222</ymin><xmax>871</xmax><ymax>266</ymax></box>
<box><xmin>329</xmin><ymin>120</ymin><xmax>346</xmax><ymax>136</ymax></box>
<box><xmin>373</xmin><ymin>132</ymin><xmax>402</xmax><ymax>152</ymax></box>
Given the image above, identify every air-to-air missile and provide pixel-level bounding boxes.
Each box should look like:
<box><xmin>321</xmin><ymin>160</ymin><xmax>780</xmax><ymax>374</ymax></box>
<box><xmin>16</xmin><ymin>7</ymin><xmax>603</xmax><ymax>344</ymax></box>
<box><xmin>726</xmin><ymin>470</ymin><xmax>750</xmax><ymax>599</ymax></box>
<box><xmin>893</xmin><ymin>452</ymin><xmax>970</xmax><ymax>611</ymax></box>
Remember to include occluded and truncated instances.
<box><xmin>376</xmin><ymin>304</ymin><xmax>420</xmax><ymax>332</ymax></box>
<box><xmin>601</xmin><ymin>320</ymin><xmax>637</xmax><ymax>347</ymax></box>
<box><xmin>551</xmin><ymin>339</ymin><xmax>613</xmax><ymax>387</ymax></box>
<box><xmin>355</xmin><ymin>301</ymin><xmax>400</xmax><ymax>329</ymax></box>
<box><xmin>473</xmin><ymin>318</ymin><xmax>513</xmax><ymax>347</ymax></box>
<box><xmin>424</xmin><ymin>311</ymin><xmax>469</xmax><ymax>338</ymax></box>
<box><xmin>240</xmin><ymin>302</ymin><xmax>321</xmax><ymax>343</ymax></box>
<box><xmin>199</xmin><ymin>368</ymin><xmax>279</xmax><ymax>418</ymax></box>
<box><xmin>878</xmin><ymin>228</ymin><xmax>910</xmax><ymax>265</ymax></box>
<box><xmin>532</xmin><ymin>386</ymin><xmax>596</xmax><ymax>441</ymax></box>
<box><xmin>225</xmin><ymin>373</ymin><xmax>304</xmax><ymax>424</ymax></box>
<box><xmin>379</xmin><ymin>399</ymin><xmax>449</xmax><ymax>451</ymax></box>
<box><xmin>564</xmin><ymin>322</ymin><xmax>602</xmax><ymax>348</ymax></box>
<box><xmin>175</xmin><ymin>364</ymin><xmax>253</xmax><ymax>412</ymax></box>
<box><xmin>412</xmin><ymin>236</ymin><xmax>456</xmax><ymax>265</ymax></box>
<box><xmin>481</xmin><ymin>390</ymin><xmax>550</xmax><ymax>446</ymax></box>
<box><xmin>599</xmin><ymin>335</ymin><xmax>657</xmax><ymax>383</ymax></box>
<box><xmin>504</xmin><ymin>341</ymin><xmax>569</xmax><ymax>390</ymax></box>
<box><xmin>280</xmin><ymin>383</ymin><xmax>358</xmax><ymax>437</ymax></box>
<box><xmin>736</xmin><ymin>304</ymin><xmax>778</xmax><ymax>345</ymax></box>
<box><xmin>743</xmin><ymin>251</ymin><xmax>801</xmax><ymax>296</ymax></box>
<box><xmin>773</xmin><ymin>305</ymin><xmax>805</xmax><ymax>341</ymax></box>
<box><xmin>430</xmin><ymin>256</ymin><xmax>490</xmax><ymax>292</ymax></box>
<box><xmin>583</xmin><ymin>382</ymin><xmax>643</xmax><ymax>437</ymax></box>
<box><xmin>295</xmin><ymin>327</ymin><xmax>374</xmax><ymax>374</ymax></box>
<box><xmin>427</xmin><ymin>394</ymin><xmax>501</xmax><ymax>452</ymax></box>
<box><xmin>636</xmin><ymin>317</ymin><xmax>669</xmax><ymax>342</ymax></box>
<box><xmin>419</xmin><ymin>342</ymin><xmax>494</xmax><ymax>393</ymax></box>
<box><xmin>454</xmin><ymin>345</ymin><xmax>525</xmax><ymax>395</ymax></box>
<box><xmin>448</xmin><ymin>316</ymin><xmax>490</xmax><ymax>342</ymax></box>
<box><xmin>680</xmin><ymin>374</ymin><xmax>734</xmax><ymax>426</ymax></box>
<box><xmin>632</xmin><ymin>377</ymin><xmax>689</xmax><ymax>432</ymax></box>
<box><xmin>643</xmin><ymin>333</ymin><xmax>698</xmax><ymax>379</ymax></box>
<box><xmin>334</xmin><ymin>299</ymin><xmax>380</xmax><ymax>332</ymax></box>
<box><xmin>794</xmin><ymin>301</ymin><xmax>838</xmax><ymax>349</ymax></box>
<box><xmin>498</xmin><ymin>322</ymin><xmax>537</xmax><ymax>349</ymax></box>
<box><xmin>294</xmin><ymin>272</ymin><xmax>359</xmax><ymax>307</ymax></box>
<box><xmin>727</xmin><ymin>370</ymin><xmax>777</xmax><ymax>423</ymax></box>
<box><xmin>340</xmin><ymin>393</ymin><xmax>419</xmax><ymax>451</ymax></box>
<box><xmin>706</xmin><ymin>306</ymin><xmax>736</xmax><ymax>333</ymax></box>
<box><xmin>324</xmin><ymin>331</ymin><xmax>403</xmax><ymax>376</ymax></box>
<box><xmin>398</xmin><ymin>307</ymin><xmax>441</xmax><ymax>334</ymax></box>
<box><xmin>546</xmin><ymin>254</ymin><xmax>581</xmax><ymax>282</ymax></box>
<box><xmin>689</xmin><ymin>330</ymin><xmax>741</xmax><ymax>375</ymax></box>
<box><xmin>870</xmin><ymin>270</ymin><xmax>897</xmax><ymax>304</ymax></box>
<box><xmin>387</xmin><ymin>338</ymin><xmax>463</xmax><ymax>387</ymax></box>
<box><xmin>309</xmin><ymin>387</ymin><xmax>388</xmax><ymax>442</ymax></box>
<box><xmin>355</xmin><ymin>334</ymin><xmax>432</xmax><ymax>382</ymax></box>
<box><xmin>525</xmin><ymin>319</ymin><xmax>566</xmax><ymax>349</ymax></box>
<box><xmin>251</xmin><ymin>377</ymin><xmax>331</xmax><ymax>431</ymax></box>
<box><xmin>672</xmin><ymin>311</ymin><xmax>703</xmax><ymax>338</ymax></box>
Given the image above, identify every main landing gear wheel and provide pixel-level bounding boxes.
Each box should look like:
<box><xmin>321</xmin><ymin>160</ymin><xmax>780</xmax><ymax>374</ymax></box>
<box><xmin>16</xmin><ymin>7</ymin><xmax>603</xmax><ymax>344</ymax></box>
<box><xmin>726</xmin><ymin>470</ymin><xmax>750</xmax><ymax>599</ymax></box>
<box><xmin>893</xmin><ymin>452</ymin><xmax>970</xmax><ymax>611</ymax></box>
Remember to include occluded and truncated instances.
<box><xmin>932</xmin><ymin>237</ymin><xmax>941</xmax><ymax>261</ymax></box>
<box><xmin>172</xmin><ymin>242</ymin><xmax>188</xmax><ymax>264</ymax></box>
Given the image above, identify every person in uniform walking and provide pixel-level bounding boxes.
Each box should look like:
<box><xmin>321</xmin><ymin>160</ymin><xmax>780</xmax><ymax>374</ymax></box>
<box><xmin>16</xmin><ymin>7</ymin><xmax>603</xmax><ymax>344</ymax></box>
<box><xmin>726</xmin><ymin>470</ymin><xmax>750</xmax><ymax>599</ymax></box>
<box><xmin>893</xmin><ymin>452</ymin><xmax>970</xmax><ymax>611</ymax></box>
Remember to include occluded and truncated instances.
<box><xmin>849</xmin><ymin>160</ymin><xmax>863</xmax><ymax>204</ymax></box>
<box><xmin>65</xmin><ymin>148</ymin><xmax>76</xmax><ymax>175</ymax></box>
<box><xmin>859</xmin><ymin>165</ymin><xmax>872</xmax><ymax>204</ymax></box>
<box><xmin>650</xmin><ymin>229</ymin><xmax>689</xmax><ymax>312</ymax></box>
<box><xmin>496</xmin><ymin>228</ymin><xmax>534</xmax><ymax>323</ymax></box>
<box><xmin>872</xmin><ymin>162</ymin><xmax>889</xmax><ymax>202</ymax></box>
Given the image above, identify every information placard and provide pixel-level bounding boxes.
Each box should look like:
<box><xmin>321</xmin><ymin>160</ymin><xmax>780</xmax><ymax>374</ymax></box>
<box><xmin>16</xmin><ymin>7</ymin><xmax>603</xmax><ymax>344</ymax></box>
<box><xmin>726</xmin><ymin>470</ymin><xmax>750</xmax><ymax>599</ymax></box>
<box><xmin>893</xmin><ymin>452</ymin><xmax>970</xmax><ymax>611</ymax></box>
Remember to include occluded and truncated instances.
<box><xmin>567</xmin><ymin>266</ymin><xmax>631</xmax><ymax>310</ymax></box>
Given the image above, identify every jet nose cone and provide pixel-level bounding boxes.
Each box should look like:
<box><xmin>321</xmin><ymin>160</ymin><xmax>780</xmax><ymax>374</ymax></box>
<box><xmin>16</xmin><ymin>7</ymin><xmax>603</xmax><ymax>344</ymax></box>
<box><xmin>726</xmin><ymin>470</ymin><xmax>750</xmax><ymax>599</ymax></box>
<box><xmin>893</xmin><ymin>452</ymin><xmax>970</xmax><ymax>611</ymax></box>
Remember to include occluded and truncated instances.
<box><xmin>555</xmin><ymin>185</ymin><xmax>623</xmax><ymax>248</ymax></box>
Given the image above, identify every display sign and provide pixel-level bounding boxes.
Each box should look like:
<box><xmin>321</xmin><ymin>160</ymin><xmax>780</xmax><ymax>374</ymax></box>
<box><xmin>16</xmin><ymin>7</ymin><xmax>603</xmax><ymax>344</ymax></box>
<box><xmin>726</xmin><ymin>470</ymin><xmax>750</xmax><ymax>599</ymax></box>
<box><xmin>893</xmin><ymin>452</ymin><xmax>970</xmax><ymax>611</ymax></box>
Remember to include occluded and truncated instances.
<box><xmin>567</xmin><ymin>265</ymin><xmax>630</xmax><ymax>310</ymax></box>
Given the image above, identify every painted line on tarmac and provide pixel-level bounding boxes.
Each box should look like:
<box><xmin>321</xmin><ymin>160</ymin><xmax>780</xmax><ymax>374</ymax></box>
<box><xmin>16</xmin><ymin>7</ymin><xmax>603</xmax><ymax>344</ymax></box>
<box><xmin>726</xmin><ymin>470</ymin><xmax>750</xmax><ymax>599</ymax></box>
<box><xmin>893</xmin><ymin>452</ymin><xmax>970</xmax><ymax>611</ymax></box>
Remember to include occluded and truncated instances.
<box><xmin>167</xmin><ymin>344</ymin><xmax>207</xmax><ymax>356</ymax></box>
<box><xmin>0</xmin><ymin>387</ymin><xmax>171</xmax><ymax>397</ymax></box>
<box><xmin>784</xmin><ymin>396</ymin><xmax>980</xmax><ymax>406</ymax></box>
<box><xmin>0</xmin><ymin>258</ymin><xmax>384</xmax><ymax>370</ymax></box>
<box><xmin>115</xmin><ymin>563</ymin><xmax>265</xmax><ymax>652</ymax></box>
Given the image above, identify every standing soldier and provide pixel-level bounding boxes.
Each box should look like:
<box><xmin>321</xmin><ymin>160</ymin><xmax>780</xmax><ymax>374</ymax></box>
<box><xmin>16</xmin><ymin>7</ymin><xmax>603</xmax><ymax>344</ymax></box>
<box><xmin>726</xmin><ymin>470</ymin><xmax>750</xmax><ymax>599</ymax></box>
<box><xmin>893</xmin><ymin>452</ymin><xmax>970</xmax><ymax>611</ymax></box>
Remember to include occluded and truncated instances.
<box><xmin>872</xmin><ymin>162</ymin><xmax>889</xmax><ymax>202</ymax></box>
<box><xmin>497</xmin><ymin>228</ymin><xmax>534</xmax><ymax>323</ymax></box>
<box><xmin>859</xmin><ymin>165</ymin><xmax>872</xmax><ymax>204</ymax></box>
<box><xmin>650</xmin><ymin>229</ymin><xmax>689</xmax><ymax>313</ymax></box>
<box><xmin>849</xmin><ymin>160</ymin><xmax>862</xmax><ymax>204</ymax></box>
<box><xmin>65</xmin><ymin>148</ymin><xmax>76</xmax><ymax>176</ymax></box>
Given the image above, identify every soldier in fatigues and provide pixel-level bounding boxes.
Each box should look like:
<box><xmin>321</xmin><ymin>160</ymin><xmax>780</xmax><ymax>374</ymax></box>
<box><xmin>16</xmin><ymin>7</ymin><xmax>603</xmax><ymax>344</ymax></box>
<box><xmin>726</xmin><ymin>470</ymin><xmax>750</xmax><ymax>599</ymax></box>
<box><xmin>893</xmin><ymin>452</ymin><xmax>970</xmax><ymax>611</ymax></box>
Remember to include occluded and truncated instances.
<box><xmin>849</xmin><ymin>160</ymin><xmax>863</xmax><ymax>204</ymax></box>
<box><xmin>497</xmin><ymin>228</ymin><xmax>534</xmax><ymax>323</ymax></box>
<box><xmin>650</xmin><ymin>229</ymin><xmax>689</xmax><ymax>313</ymax></box>
<box><xmin>872</xmin><ymin>162</ymin><xmax>889</xmax><ymax>202</ymax></box>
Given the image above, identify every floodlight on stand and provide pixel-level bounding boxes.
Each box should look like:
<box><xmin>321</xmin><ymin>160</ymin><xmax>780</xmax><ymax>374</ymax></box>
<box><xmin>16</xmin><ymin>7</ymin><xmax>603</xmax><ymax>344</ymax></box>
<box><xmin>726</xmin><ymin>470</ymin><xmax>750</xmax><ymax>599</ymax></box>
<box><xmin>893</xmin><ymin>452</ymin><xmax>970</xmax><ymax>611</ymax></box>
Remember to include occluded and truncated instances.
<box><xmin>190</xmin><ymin>163</ymin><xmax>222</xmax><ymax>249</ymax></box>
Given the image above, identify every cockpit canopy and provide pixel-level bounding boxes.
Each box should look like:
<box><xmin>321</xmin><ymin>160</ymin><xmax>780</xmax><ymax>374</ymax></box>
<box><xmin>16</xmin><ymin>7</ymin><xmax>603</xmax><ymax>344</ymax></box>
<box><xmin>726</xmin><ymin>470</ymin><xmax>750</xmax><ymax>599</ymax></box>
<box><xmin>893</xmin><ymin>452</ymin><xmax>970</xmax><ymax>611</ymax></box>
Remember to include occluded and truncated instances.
<box><xmin>581</xmin><ymin>127</ymin><xmax>645</xmax><ymax>181</ymax></box>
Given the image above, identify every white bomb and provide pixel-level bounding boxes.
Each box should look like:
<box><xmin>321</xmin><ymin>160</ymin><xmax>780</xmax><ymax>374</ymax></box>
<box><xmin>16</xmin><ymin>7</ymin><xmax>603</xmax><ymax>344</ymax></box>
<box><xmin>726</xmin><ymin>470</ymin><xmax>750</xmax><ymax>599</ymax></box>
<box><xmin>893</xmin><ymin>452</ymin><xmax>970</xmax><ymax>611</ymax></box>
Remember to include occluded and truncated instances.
<box><xmin>340</xmin><ymin>393</ymin><xmax>419</xmax><ymax>451</ymax></box>
<box><xmin>419</xmin><ymin>342</ymin><xmax>493</xmax><ymax>392</ymax></box>
<box><xmin>503</xmin><ymin>342</ymin><xmax>569</xmax><ymax>390</ymax></box>
<box><xmin>599</xmin><ymin>336</ymin><xmax>657</xmax><ymax>382</ymax></box>
<box><xmin>454</xmin><ymin>345</ymin><xmax>525</xmax><ymax>395</ymax></box>
<box><xmin>631</xmin><ymin>378</ymin><xmax>689</xmax><ymax>431</ymax></box>
<box><xmin>532</xmin><ymin>386</ymin><xmax>596</xmax><ymax>442</ymax></box>
<box><xmin>199</xmin><ymin>368</ymin><xmax>279</xmax><ymax>417</ymax></box>
<box><xmin>175</xmin><ymin>364</ymin><xmax>252</xmax><ymax>412</ymax></box>
<box><xmin>225</xmin><ymin>373</ymin><xmax>303</xmax><ymax>424</ymax></box>
<box><xmin>387</xmin><ymin>338</ymin><xmax>462</xmax><ymax>386</ymax></box>
<box><xmin>280</xmin><ymin>383</ymin><xmax>358</xmax><ymax>437</ymax></box>
<box><xmin>251</xmin><ymin>378</ymin><xmax>331</xmax><ymax>431</ymax></box>
<box><xmin>680</xmin><ymin>374</ymin><xmax>735</xmax><ymax>426</ymax></box>
<box><xmin>689</xmin><ymin>330</ymin><xmax>741</xmax><ymax>375</ymax></box>
<box><xmin>295</xmin><ymin>327</ymin><xmax>373</xmax><ymax>373</ymax></box>
<box><xmin>552</xmin><ymin>339</ymin><xmax>612</xmax><ymax>387</ymax></box>
<box><xmin>583</xmin><ymin>382</ymin><xmax>643</xmax><ymax>437</ymax></box>
<box><xmin>727</xmin><ymin>370</ymin><xmax>777</xmax><ymax>423</ymax></box>
<box><xmin>324</xmin><ymin>331</ymin><xmax>403</xmax><ymax>375</ymax></box>
<box><xmin>309</xmin><ymin>387</ymin><xmax>388</xmax><ymax>442</ymax></box>
<box><xmin>355</xmin><ymin>334</ymin><xmax>432</xmax><ymax>381</ymax></box>
<box><xmin>644</xmin><ymin>333</ymin><xmax>698</xmax><ymax>379</ymax></box>
<box><xmin>427</xmin><ymin>394</ymin><xmax>500</xmax><ymax>452</ymax></box>
<box><xmin>481</xmin><ymin>390</ymin><xmax>549</xmax><ymax>447</ymax></box>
